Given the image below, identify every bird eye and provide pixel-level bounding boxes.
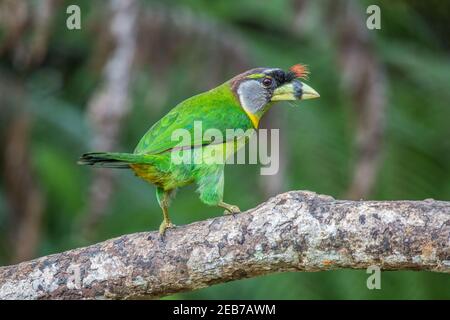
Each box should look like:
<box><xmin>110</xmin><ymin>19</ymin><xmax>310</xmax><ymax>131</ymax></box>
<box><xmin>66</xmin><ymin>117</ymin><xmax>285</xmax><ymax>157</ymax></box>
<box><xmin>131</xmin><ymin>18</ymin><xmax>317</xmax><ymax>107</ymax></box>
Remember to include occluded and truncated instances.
<box><xmin>262</xmin><ymin>77</ymin><xmax>273</xmax><ymax>87</ymax></box>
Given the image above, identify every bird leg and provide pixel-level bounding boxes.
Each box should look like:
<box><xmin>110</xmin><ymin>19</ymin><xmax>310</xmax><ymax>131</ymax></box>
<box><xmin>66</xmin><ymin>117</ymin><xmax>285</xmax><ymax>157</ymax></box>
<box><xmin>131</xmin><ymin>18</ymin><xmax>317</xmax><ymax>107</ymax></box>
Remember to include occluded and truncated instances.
<box><xmin>196</xmin><ymin>167</ymin><xmax>241</xmax><ymax>215</ymax></box>
<box><xmin>156</xmin><ymin>187</ymin><xmax>175</xmax><ymax>235</ymax></box>
<box><xmin>159</xmin><ymin>206</ymin><xmax>175</xmax><ymax>235</ymax></box>
<box><xmin>218</xmin><ymin>201</ymin><xmax>241</xmax><ymax>215</ymax></box>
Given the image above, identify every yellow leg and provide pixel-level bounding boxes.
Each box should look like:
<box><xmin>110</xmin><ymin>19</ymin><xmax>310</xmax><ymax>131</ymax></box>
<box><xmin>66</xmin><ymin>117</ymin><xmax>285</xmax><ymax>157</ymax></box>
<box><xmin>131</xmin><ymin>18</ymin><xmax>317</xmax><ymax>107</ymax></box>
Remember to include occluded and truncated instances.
<box><xmin>218</xmin><ymin>201</ymin><xmax>241</xmax><ymax>215</ymax></box>
<box><xmin>157</xmin><ymin>187</ymin><xmax>175</xmax><ymax>235</ymax></box>
<box><xmin>159</xmin><ymin>206</ymin><xmax>175</xmax><ymax>235</ymax></box>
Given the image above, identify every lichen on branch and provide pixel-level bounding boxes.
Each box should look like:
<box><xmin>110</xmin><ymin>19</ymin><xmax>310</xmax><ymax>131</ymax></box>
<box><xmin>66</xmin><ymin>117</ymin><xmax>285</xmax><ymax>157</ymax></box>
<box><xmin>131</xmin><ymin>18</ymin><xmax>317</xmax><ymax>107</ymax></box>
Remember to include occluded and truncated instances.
<box><xmin>0</xmin><ymin>190</ymin><xmax>449</xmax><ymax>300</ymax></box>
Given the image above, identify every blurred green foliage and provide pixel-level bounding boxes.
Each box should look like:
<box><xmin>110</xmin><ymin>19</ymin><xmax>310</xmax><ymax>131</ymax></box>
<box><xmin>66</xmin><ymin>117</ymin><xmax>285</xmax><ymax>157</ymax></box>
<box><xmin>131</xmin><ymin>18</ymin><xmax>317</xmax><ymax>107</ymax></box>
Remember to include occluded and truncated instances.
<box><xmin>0</xmin><ymin>0</ymin><xmax>449</xmax><ymax>299</ymax></box>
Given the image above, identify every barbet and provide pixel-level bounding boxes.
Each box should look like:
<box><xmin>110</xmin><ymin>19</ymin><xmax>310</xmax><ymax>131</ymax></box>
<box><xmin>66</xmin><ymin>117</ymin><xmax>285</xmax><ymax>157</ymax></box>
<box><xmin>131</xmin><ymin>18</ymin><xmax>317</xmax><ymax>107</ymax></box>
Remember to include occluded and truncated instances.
<box><xmin>79</xmin><ymin>65</ymin><xmax>319</xmax><ymax>234</ymax></box>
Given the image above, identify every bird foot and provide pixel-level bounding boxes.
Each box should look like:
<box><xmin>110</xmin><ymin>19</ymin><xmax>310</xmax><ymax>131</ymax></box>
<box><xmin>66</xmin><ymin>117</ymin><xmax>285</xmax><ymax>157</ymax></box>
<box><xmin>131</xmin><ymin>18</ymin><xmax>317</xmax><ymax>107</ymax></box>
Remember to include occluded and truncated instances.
<box><xmin>223</xmin><ymin>205</ymin><xmax>241</xmax><ymax>215</ymax></box>
<box><xmin>159</xmin><ymin>220</ymin><xmax>176</xmax><ymax>236</ymax></box>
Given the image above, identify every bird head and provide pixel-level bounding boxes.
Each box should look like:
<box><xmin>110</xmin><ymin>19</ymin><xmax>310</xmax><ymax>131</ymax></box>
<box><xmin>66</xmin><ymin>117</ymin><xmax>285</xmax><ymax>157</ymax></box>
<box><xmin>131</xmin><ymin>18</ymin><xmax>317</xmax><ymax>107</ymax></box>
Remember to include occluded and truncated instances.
<box><xmin>230</xmin><ymin>64</ymin><xmax>319</xmax><ymax>128</ymax></box>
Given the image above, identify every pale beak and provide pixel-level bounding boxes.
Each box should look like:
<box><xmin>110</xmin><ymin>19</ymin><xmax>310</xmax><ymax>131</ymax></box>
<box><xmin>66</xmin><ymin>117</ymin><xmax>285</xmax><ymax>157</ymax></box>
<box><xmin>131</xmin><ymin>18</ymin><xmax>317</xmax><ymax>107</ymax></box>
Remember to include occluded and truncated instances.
<box><xmin>271</xmin><ymin>80</ymin><xmax>320</xmax><ymax>101</ymax></box>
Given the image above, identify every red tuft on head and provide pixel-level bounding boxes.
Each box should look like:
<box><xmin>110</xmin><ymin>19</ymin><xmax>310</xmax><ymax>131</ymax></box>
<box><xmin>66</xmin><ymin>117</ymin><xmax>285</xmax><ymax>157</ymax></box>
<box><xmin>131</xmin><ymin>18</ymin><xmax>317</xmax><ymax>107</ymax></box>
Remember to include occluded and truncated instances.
<box><xmin>289</xmin><ymin>64</ymin><xmax>309</xmax><ymax>79</ymax></box>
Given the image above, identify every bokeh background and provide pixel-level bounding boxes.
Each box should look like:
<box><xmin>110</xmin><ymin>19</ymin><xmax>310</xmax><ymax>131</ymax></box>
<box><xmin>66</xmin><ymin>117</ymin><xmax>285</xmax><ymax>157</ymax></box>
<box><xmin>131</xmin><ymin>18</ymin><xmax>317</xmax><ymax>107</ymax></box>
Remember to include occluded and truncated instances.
<box><xmin>0</xmin><ymin>0</ymin><xmax>449</xmax><ymax>299</ymax></box>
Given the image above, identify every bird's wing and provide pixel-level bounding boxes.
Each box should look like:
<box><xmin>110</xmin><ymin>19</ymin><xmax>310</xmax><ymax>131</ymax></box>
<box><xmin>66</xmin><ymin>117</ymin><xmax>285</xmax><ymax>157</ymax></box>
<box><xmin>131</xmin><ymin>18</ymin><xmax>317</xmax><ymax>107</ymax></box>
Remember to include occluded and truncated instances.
<box><xmin>134</xmin><ymin>85</ymin><xmax>253</xmax><ymax>155</ymax></box>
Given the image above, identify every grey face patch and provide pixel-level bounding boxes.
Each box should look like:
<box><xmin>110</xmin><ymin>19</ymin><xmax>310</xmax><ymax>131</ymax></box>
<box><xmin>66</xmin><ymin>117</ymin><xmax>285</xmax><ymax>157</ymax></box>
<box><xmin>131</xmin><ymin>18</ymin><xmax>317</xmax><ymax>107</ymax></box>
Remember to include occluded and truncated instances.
<box><xmin>237</xmin><ymin>80</ymin><xmax>269</xmax><ymax>114</ymax></box>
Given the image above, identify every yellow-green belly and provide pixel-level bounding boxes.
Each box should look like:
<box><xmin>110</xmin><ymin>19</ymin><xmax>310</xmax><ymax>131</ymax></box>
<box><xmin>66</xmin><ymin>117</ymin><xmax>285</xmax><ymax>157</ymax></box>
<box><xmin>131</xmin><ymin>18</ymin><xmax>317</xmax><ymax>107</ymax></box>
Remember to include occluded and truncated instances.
<box><xmin>130</xmin><ymin>136</ymin><xmax>248</xmax><ymax>190</ymax></box>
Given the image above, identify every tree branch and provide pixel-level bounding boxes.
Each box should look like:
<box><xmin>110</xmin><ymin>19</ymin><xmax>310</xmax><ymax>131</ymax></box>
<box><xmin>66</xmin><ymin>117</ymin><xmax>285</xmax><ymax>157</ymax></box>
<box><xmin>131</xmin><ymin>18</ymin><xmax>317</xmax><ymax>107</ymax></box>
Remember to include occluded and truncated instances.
<box><xmin>0</xmin><ymin>190</ymin><xmax>449</xmax><ymax>299</ymax></box>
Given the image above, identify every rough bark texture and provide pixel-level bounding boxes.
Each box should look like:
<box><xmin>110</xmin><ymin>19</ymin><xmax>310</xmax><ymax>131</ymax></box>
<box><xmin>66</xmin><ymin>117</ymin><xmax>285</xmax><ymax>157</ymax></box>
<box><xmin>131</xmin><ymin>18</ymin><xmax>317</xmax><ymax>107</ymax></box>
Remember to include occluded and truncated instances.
<box><xmin>0</xmin><ymin>190</ymin><xmax>449</xmax><ymax>300</ymax></box>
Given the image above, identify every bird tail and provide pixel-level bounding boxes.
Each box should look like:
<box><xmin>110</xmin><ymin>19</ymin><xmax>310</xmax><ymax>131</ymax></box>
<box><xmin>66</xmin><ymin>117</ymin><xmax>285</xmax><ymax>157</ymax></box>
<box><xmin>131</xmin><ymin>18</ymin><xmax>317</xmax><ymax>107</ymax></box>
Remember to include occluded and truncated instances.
<box><xmin>78</xmin><ymin>152</ymin><xmax>153</xmax><ymax>169</ymax></box>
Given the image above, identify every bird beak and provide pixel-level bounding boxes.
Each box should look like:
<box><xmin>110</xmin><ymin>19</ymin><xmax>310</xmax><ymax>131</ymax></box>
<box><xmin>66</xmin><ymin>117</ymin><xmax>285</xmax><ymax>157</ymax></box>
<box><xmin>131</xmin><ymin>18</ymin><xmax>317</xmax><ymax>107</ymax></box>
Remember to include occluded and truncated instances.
<box><xmin>271</xmin><ymin>80</ymin><xmax>320</xmax><ymax>101</ymax></box>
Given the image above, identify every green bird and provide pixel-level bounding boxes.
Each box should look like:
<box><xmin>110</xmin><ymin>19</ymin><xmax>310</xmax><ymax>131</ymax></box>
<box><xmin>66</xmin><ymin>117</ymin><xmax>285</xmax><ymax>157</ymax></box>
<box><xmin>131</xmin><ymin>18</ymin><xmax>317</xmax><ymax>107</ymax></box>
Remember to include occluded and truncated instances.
<box><xmin>79</xmin><ymin>64</ymin><xmax>319</xmax><ymax>235</ymax></box>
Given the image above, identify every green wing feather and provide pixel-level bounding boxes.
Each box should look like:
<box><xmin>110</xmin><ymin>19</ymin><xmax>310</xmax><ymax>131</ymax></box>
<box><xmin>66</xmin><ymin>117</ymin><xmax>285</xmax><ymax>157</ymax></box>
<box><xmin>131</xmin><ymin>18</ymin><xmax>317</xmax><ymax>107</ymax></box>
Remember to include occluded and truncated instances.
<box><xmin>134</xmin><ymin>82</ymin><xmax>253</xmax><ymax>155</ymax></box>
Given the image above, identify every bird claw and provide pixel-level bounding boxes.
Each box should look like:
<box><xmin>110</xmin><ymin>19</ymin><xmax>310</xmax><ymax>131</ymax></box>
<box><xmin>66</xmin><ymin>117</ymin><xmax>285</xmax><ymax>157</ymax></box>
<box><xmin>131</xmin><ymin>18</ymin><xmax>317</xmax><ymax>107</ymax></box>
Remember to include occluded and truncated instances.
<box><xmin>223</xmin><ymin>205</ymin><xmax>241</xmax><ymax>216</ymax></box>
<box><xmin>159</xmin><ymin>221</ymin><xmax>176</xmax><ymax>236</ymax></box>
